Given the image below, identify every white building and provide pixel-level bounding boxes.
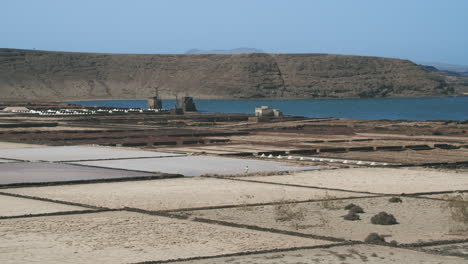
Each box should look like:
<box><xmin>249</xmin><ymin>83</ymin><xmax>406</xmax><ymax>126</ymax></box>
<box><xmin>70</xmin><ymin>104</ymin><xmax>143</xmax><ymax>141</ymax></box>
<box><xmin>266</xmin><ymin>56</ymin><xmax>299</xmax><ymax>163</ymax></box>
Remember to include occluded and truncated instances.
<box><xmin>255</xmin><ymin>106</ymin><xmax>282</xmax><ymax>117</ymax></box>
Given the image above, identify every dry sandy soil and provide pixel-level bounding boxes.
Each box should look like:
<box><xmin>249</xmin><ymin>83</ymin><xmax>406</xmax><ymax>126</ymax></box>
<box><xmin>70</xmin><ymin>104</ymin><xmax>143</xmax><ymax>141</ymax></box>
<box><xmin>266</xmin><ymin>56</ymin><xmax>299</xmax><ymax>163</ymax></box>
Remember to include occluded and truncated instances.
<box><xmin>172</xmin><ymin>196</ymin><xmax>468</xmax><ymax>244</ymax></box>
<box><xmin>1</xmin><ymin>177</ymin><xmax>371</xmax><ymax>211</ymax></box>
<box><xmin>242</xmin><ymin>168</ymin><xmax>468</xmax><ymax>194</ymax></box>
<box><xmin>0</xmin><ymin>142</ymin><xmax>44</xmax><ymax>149</ymax></box>
<box><xmin>423</xmin><ymin>242</ymin><xmax>468</xmax><ymax>259</ymax></box>
<box><xmin>0</xmin><ymin>211</ymin><xmax>334</xmax><ymax>264</ymax></box>
<box><xmin>0</xmin><ymin>195</ymin><xmax>86</xmax><ymax>217</ymax></box>
<box><xmin>168</xmin><ymin>244</ymin><xmax>467</xmax><ymax>264</ymax></box>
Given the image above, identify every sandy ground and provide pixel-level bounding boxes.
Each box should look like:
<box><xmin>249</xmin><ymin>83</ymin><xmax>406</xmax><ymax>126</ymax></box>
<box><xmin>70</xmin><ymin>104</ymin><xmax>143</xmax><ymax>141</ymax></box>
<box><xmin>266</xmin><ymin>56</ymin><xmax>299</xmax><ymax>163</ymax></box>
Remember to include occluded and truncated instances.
<box><xmin>170</xmin><ymin>244</ymin><xmax>467</xmax><ymax>264</ymax></box>
<box><xmin>419</xmin><ymin>192</ymin><xmax>468</xmax><ymax>200</ymax></box>
<box><xmin>0</xmin><ymin>162</ymin><xmax>156</xmax><ymax>185</ymax></box>
<box><xmin>0</xmin><ymin>146</ymin><xmax>183</xmax><ymax>162</ymax></box>
<box><xmin>423</xmin><ymin>242</ymin><xmax>468</xmax><ymax>259</ymax></box>
<box><xmin>242</xmin><ymin>168</ymin><xmax>468</xmax><ymax>194</ymax></box>
<box><xmin>172</xmin><ymin>196</ymin><xmax>468</xmax><ymax>244</ymax></box>
<box><xmin>0</xmin><ymin>195</ymin><xmax>86</xmax><ymax>217</ymax></box>
<box><xmin>1</xmin><ymin>177</ymin><xmax>371</xmax><ymax>211</ymax></box>
<box><xmin>70</xmin><ymin>156</ymin><xmax>321</xmax><ymax>176</ymax></box>
<box><xmin>0</xmin><ymin>142</ymin><xmax>44</xmax><ymax>149</ymax></box>
<box><xmin>0</xmin><ymin>211</ymin><xmax>333</xmax><ymax>264</ymax></box>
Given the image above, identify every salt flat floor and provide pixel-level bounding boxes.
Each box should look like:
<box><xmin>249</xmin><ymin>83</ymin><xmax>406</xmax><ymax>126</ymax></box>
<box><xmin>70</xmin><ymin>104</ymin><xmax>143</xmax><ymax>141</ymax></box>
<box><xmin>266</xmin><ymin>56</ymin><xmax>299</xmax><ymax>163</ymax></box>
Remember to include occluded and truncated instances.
<box><xmin>2</xmin><ymin>177</ymin><xmax>370</xmax><ymax>211</ymax></box>
<box><xmin>0</xmin><ymin>145</ymin><xmax>183</xmax><ymax>162</ymax></box>
<box><xmin>0</xmin><ymin>162</ymin><xmax>157</xmax><ymax>185</ymax></box>
<box><xmin>172</xmin><ymin>196</ymin><xmax>467</xmax><ymax>244</ymax></box>
<box><xmin>70</xmin><ymin>155</ymin><xmax>321</xmax><ymax>176</ymax></box>
<box><xmin>168</xmin><ymin>244</ymin><xmax>467</xmax><ymax>264</ymax></box>
<box><xmin>241</xmin><ymin>168</ymin><xmax>468</xmax><ymax>194</ymax></box>
<box><xmin>0</xmin><ymin>211</ymin><xmax>333</xmax><ymax>264</ymax></box>
<box><xmin>0</xmin><ymin>163</ymin><xmax>467</xmax><ymax>263</ymax></box>
<box><xmin>0</xmin><ymin>195</ymin><xmax>86</xmax><ymax>217</ymax></box>
<box><xmin>423</xmin><ymin>242</ymin><xmax>468</xmax><ymax>259</ymax></box>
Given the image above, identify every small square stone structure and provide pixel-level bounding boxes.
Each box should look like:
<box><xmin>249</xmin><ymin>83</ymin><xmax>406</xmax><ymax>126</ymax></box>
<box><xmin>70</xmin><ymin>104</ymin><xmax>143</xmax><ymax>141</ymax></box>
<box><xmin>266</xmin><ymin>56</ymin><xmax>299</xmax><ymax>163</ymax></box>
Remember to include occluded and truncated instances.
<box><xmin>255</xmin><ymin>106</ymin><xmax>282</xmax><ymax>117</ymax></box>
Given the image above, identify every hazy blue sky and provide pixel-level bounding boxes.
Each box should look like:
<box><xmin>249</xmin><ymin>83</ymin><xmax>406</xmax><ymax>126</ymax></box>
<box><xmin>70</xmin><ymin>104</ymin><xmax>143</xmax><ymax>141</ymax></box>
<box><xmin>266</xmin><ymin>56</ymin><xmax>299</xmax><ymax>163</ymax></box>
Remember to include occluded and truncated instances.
<box><xmin>2</xmin><ymin>0</ymin><xmax>467</xmax><ymax>64</ymax></box>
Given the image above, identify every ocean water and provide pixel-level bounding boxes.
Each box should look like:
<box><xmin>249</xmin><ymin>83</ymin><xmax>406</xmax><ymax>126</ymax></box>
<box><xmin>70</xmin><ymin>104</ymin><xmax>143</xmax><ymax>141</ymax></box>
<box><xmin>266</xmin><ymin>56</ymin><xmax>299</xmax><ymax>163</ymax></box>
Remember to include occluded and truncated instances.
<box><xmin>68</xmin><ymin>96</ymin><xmax>468</xmax><ymax>121</ymax></box>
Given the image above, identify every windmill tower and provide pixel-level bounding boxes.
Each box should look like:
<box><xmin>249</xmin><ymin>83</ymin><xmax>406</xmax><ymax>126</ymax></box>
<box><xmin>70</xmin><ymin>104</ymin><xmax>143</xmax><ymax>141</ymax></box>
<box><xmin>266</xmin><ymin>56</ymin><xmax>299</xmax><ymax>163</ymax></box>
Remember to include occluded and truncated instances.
<box><xmin>147</xmin><ymin>86</ymin><xmax>162</xmax><ymax>110</ymax></box>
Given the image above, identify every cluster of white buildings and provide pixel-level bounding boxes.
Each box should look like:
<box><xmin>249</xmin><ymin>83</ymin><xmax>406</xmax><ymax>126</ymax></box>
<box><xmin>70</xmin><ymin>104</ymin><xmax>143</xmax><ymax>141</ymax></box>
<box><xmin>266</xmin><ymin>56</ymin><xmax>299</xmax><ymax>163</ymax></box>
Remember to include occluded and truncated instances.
<box><xmin>1</xmin><ymin>107</ymin><xmax>161</xmax><ymax>116</ymax></box>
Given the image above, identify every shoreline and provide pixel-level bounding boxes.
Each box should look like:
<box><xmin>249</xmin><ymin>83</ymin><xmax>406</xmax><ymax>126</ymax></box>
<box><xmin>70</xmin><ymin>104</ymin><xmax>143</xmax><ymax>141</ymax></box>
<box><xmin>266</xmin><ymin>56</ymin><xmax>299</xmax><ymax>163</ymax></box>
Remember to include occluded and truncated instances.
<box><xmin>62</xmin><ymin>94</ymin><xmax>468</xmax><ymax>103</ymax></box>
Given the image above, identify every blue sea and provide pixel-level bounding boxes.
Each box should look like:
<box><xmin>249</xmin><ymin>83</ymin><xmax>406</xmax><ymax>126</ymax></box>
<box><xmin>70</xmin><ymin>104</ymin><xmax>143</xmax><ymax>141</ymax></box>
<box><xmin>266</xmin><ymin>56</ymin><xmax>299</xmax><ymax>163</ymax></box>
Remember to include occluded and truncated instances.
<box><xmin>68</xmin><ymin>97</ymin><xmax>468</xmax><ymax>121</ymax></box>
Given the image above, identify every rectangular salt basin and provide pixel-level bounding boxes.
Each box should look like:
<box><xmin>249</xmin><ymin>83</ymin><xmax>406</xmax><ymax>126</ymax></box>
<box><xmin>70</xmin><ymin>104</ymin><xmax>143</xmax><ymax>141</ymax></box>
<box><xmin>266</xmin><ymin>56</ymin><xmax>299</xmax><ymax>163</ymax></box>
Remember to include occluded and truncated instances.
<box><xmin>0</xmin><ymin>146</ymin><xmax>184</xmax><ymax>162</ymax></box>
<box><xmin>0</xmin><ymin>211</ymin><xmax>334</xmax><ymax>264</ymax></box>
<box><xmin>243</xmin><ymin>168</ymin><xmax>468</xmax><ymax>195</ymax></box>
<box><xmin>3</xmin><ymin>178</ymin><xmax>371</xmax><ymax>211</ymax></box>
<box><xmin>0</xmin><ymin>162</ymin><xmax>157</xmax><ymax>186</ymax></box>
<box><xmin>175</xmin><ymin>196</ymin><xmax>466</xmax><ymax>244</ymax></box>
<box><xmin>71</xmin><ymin>156</ymin><xmax>320</xmax><ymax>176</ymax></box>
<box><xmin>0</xmin><ymin>195</ymin><xmax>86</xmax><ymax>217</ymax></box>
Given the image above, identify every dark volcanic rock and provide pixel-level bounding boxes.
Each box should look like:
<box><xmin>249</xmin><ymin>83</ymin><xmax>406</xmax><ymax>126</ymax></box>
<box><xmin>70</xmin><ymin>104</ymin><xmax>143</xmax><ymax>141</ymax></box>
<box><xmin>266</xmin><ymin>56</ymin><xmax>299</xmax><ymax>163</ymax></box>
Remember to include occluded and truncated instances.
<box><xmin>389</xmin><ymin>197</ymin><xmax>403</xmax><ymax>203</ymax></box>
<box><xmin>0</xmin><ymin>48</ymin><xmax>454</xmax><ymax>100</ymax></box>
<box><xmin>344</xmin><ymin>203</ymin><xmax>358</xmax><ymax>210</ymax></box>
<box><xmin>364</xmin><ymin>233</ymin><xmax>387</xmax><ymax>244</ymax></box>
<box><xmin>349</xmin><ymin>205</ymin><xmax>365</xmax><ymax>214</ymax></box>
<box><xmin>343</xmin><ymin>211</ymin><xmax>361</xmax><ymax>221</ymax></box>
<box><xmin>371</xmin><ymin>212</ymin><xmax>398</xmax><ymax>225</ymax></box>
<box><xmin>344</xmin><ymin>203</ymin><xmax>364</xmax><ymax>213</ymax></box>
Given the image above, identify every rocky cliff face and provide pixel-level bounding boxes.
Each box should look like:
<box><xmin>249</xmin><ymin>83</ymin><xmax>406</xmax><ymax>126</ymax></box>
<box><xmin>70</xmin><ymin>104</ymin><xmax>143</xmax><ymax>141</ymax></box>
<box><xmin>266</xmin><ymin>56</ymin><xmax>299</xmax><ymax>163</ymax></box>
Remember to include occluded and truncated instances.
<box><xmin>0</xmin><ymin>49</ymin><xmax>454</xmax><ymax>101</ymax></box>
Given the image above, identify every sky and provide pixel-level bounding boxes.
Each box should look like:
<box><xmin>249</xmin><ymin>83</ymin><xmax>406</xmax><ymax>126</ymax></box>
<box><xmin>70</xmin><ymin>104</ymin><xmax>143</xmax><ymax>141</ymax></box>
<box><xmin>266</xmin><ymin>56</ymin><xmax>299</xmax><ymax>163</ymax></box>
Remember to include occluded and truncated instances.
<box><xmin>2</xmin><ymin>0</ymin><xmax>467</xmax><ymax>65</ymax></box>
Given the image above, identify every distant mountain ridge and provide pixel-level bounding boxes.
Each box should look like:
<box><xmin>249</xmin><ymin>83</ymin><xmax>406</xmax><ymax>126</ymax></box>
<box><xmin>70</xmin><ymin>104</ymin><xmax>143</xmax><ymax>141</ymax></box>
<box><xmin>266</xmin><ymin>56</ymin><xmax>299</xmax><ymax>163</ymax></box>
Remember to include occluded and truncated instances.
<box><xmin>185</xmin><ymin>48</ymin><xmax>264</xmax><ymax>54</ymax></box>
<box><xmin>0</xmin><ymin>48</ymin><xmax>456</xmax><ymax>101</ymax></box>
<box><xmin>416</xmin><ymin>61</ymin><xmax>468</xmax><ymax>75</ymax></box>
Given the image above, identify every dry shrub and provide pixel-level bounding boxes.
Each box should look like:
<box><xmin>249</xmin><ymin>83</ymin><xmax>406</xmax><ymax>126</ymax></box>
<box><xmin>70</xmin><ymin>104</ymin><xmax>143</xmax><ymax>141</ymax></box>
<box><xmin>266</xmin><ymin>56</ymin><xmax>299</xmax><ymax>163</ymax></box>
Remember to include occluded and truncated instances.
<box><xmin>238</xmin><ymin>194</ymin><xmax>255</xmax><ymax>211</ymax></box>
<box><xmin>442</xmin><ymin>193</ymin><xmax>468</xmax><ymax>235</ymax></box>
<box><xmin>274</xmin><ymin>203</ymin><xmax>306</xmax><ymax>222</ymax></box>
<box><xmin>273</xmin><ymin>200</ymin><xmax>329</xmax><ymax>230</ymax></box>
<box><xmin>320</xmin><ymin>192</ymin><xmax>343</xmax><ymax>210</ymax></box>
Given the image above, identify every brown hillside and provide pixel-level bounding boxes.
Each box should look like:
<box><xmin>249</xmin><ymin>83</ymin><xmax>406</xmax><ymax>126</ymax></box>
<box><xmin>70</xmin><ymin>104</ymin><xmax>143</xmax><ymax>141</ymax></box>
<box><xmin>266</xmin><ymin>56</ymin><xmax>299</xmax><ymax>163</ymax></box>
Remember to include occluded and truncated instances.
<box><xmin>0</xmin><ymin>49</ymin><xmax>454</xmax><ymax>101</ymax></box>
